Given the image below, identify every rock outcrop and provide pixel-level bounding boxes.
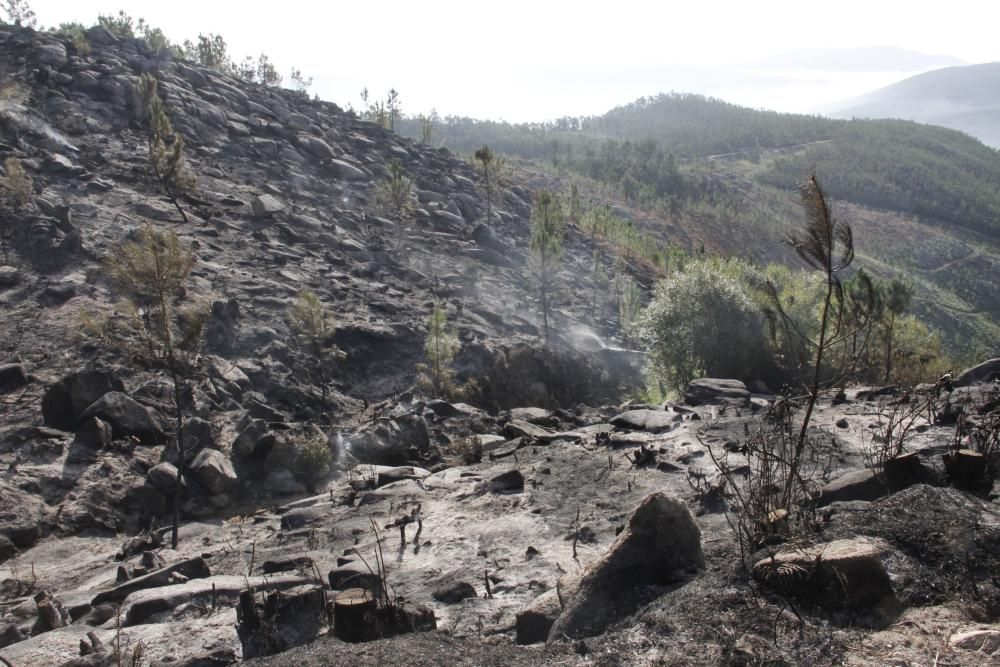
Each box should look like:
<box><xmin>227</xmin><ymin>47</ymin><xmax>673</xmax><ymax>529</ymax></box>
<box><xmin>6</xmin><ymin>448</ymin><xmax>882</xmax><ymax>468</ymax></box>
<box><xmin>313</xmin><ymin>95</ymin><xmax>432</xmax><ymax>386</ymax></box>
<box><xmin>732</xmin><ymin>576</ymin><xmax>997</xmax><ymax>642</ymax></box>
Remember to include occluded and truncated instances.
<box><xmin>548</xmin><ymin>493</ymin><xmax>704</xmax><ymax>640</ymax></box>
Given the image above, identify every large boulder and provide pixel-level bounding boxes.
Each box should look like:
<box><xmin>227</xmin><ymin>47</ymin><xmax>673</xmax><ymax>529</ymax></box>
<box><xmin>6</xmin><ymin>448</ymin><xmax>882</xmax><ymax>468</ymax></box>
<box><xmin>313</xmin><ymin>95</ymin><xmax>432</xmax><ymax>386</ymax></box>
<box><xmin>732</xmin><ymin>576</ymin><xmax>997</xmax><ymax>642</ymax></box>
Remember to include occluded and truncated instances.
<box><xmin>42</xmin><ymin>369</ymin><xmax>125</xmax><ymax>430</ymax></box>
<box><xmin>349</xmin><ymin>415</ymin><xmax>429</xmax><ymax>466</ymax></box>
<box><xmin>954</xmin><ymin>358</ymin><xmax>1000</xmax><ymax>387</ymax></box>
<box><xmin>610</xmin><ymin>408</ymin><xmax>679</xmax><ymax>432</ymax></box>
<box><xmin>817</xmin><ymin>469</ymin><xmax>886</xmax><ymax>507</ymax></box>
<box><xmin>79</xmin><ymin>392</ymin><xmax>163</xmax><ymax>445</ymax></box>
<box><xmin>548</xmin><ymin>493</ymin><xmax>704</xmax><ymax>640</ymax></box>
<box><xmin>189</xmin><ymin>449</ymin><xmax>238</xmax><ymax>495</ymax></box>
<box><xmin>684</xmin><ymin>378</ymin><xmax>751</xmax><ymax>407</ymax></box>
<box><xmin>752</xmin><ymin>537</ymin><xmax>895</xmax><ymax>610</ymax></box>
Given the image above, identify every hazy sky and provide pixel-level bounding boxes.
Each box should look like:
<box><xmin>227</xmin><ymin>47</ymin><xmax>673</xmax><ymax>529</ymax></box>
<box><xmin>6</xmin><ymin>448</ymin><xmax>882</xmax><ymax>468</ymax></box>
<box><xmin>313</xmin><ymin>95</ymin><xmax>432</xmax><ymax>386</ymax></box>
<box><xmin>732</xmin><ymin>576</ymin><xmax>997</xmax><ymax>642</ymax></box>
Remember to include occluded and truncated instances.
<box><xmin>27</xmin><ymin>0</ymin><xmax>1000</xmax><ymax>121</ymax></box>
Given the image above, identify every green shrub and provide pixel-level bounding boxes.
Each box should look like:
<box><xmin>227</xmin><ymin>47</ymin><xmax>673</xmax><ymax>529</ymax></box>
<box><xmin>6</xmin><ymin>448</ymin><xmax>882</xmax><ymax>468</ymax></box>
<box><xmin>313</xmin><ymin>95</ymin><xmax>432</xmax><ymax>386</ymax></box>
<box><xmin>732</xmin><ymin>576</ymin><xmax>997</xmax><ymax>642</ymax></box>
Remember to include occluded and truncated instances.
<box><xmin>639</xmin><ymin>259</ymin><xmax>773</xmax><ymax>392</ymax></box>
<box><xmin>294</xmin><ymin>431</ymin><xmax>332</xmax><ymax>483</ymax></box>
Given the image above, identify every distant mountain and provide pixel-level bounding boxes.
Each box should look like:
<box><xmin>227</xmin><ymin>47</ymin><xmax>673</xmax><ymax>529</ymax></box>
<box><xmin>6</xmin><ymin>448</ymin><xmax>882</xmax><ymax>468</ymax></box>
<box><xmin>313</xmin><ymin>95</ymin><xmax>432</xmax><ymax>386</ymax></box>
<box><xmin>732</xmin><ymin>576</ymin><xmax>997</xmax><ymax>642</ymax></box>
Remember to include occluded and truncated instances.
<box><xmin>830</xmin><ymin>62</ymin><xmax>1000</xmax><ymax>147</ymax></box>
<box><xmin>751</xmin><ymin>46</ymin><xmax>964</xmax><ymax>72</ymax></box>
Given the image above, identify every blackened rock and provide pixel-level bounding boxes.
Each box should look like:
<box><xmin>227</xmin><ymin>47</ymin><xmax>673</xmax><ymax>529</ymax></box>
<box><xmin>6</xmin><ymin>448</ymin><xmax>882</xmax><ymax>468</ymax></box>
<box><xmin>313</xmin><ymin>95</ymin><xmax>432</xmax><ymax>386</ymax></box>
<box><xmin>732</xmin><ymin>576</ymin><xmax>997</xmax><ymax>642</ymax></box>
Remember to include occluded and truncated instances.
<box><xmin>280</xmin><ymin>507</ymin><xmax>325</xmax><ymax>530</ymax></box>
<box><xmin>80</xmin><ymin>392</ymin><xmax>163</xmax><ymax>445</ymax></box>
<box><xmin>42</xmin><ymin>369</ymin><xmax>125</xmax><ymax>430</ymax></box>
<box><xmin>515</xmin><ymin>589</ymin><xmax>560</xmax><ymax>645</ymax></box>
<box><xmin>189</xmin><ymin>449</ymin><xmax>238</xmax><ymax>495</ymax></box>
<box><xmin>548</xmin><ymin>493</ymin><xmax>704</xmax><ymax>640</ymax></box>
<box><xmin>817</xmin><ymin>469</ymin><xmax>886</xmax><ymax>507</ymax></box>
<box><xmin>684</xmin><ymin>378</ymin><xmax>750</xmax><ymax>407</ymax></box>
<box><xmin>489</xmin><ymin>469</ymin><xmax>524</xmax><ymax>493</ymax></box>
<box><xmin>261</xmin><ymin>556</ymin><xmax>315</xmax><ymax>575</ymax></box>
<box><xmin>432</xmin><ymin>580</ymin><xmax>477</xmax><ymax>604</ymax></box>
<box><xmin>753</xmin><ymin>538</ymin><xmax>895</xmax><ymax>610</ymax></box>
<box><xmin>147</xmin><ymin>462</ymin><xmax>180</xmax><ymax>494</ymax></box>
<box><xmin>0</xmin><ymin>363</ymin><xmax>28</xmax><ymax>392</ymax></box>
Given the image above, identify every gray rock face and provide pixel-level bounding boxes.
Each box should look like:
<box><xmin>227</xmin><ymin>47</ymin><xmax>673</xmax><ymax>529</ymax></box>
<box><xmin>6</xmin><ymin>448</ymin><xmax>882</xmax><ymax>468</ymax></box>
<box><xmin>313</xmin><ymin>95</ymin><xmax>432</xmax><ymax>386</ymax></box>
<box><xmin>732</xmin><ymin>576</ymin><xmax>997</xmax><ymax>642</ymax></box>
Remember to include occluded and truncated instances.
<box><xmin>251</xmin><ymin>194</ymin><xmax>285</xmax><ymax>218</ymax></box>
<box><xmin>349</xmin><ymin>415</ymin><xmax>429</xmax><ymax>466</ymax></box>
<box><xmin>954</xmin><ymin>357</ymin><xmax>1000</xmax><ymax>387</ymax></box>
<box><xmin>684</xmin><ymin>378</ymin><xmax>751</xmax><ymax>407</ymax></box>
<box><xmin>35</xmin><ymin>42</ymin><xmax>67</xmax><ymax>68</ymax></box>
<box><xmin>189</xmin><ymin>449</ymin><xmax>238</xmax><ymax>495</ymax></box>
<box><xmin>79</xmin><ymin>391</ymin><xmax>163</xmax><ymax>445</ymax></box>
<box><xmin>42</xmin><ymin>370</ymin><xmax>126</xmax><ymax>430</ymax></box>
<box><xmin>548</xmin><ymin>493</ymin><xmax>704</xmax><ymax>639</ymax></box>
<box><xmin>329</xmin><ymin>158</ymin><xmax>367</xmax><ymax>180</ymax></box>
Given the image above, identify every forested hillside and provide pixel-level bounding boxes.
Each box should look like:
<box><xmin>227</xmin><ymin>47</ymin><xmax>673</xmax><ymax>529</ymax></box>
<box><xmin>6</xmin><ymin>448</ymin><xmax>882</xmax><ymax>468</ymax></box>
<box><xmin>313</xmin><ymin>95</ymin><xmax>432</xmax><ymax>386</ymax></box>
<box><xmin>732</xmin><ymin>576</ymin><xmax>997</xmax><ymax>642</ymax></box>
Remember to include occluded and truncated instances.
<box><xmin>396</xmin><ymin>93</ymin><xmax>1000</xmax><ymax>357</ymax></box>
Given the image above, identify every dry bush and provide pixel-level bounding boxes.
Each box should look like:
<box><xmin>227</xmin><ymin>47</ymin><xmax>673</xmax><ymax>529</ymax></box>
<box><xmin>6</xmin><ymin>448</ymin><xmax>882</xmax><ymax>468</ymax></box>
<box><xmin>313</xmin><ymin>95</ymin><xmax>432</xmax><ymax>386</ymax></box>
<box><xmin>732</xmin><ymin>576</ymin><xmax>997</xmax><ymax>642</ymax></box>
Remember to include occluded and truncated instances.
<box><xmin>861</xmin><ymin>394</ymin><xmax>928</xmax><ymax>482</ymax></box>
<box><xmin>702</xmin><ymin>398</ymin><xmax>824</xmax><ymax>567</ymax></box>
<box><xmin>452</xmin><ymin>435</ymin><xmax>483</xmax><ymax>465</ymax></box>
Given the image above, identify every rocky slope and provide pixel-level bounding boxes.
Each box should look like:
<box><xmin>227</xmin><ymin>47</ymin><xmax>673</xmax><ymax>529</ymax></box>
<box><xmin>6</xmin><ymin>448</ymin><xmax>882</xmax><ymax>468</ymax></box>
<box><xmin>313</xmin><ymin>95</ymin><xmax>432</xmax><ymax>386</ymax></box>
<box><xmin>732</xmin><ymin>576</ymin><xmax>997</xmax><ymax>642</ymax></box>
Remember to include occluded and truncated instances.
<box><xmin>1</xmin><ymin>24</ymin><xmax>1000</xmax><ymax>667</ymax></box>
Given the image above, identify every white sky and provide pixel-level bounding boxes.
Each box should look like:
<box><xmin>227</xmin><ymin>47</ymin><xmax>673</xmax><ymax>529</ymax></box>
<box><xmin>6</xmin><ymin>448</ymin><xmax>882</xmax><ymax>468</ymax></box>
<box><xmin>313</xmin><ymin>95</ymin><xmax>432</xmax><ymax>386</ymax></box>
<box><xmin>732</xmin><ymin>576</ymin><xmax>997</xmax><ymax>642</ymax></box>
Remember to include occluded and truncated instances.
<box><xmin>27</xmin><ymin>0</ymin><xmax>1000</xmax><ymax>121</ymax></box>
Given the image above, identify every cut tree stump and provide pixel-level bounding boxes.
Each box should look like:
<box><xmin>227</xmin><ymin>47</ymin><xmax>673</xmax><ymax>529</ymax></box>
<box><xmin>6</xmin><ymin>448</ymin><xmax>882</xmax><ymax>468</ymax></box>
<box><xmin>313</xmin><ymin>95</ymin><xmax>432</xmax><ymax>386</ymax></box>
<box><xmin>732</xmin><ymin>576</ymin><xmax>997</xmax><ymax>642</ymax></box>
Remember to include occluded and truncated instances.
<box><xmin>333</xmin><ymin>587</ymin><xmax>376</xmax><ymax>643</ymax></box>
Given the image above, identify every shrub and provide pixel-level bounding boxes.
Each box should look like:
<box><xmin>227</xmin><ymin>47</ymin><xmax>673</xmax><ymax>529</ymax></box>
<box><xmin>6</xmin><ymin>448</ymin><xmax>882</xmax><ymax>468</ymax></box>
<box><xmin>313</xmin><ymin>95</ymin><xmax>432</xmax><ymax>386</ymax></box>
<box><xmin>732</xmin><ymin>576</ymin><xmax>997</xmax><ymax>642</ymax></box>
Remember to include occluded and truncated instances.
<box><xmin>638</xmin><ymin>259</ymin><xmax>772</xmax><ymax>393</ymax></box>
<box><xmin>0</xmin><ymin>156</ymin><xmax>34</xmax><ymax>262</ymax></box>
<box><xmin>137</xmin><ymin>74</ymin><xmax>195</xmax><ymax>224</ymax></box>
<box><xmin>287</xmin><ymin>289</ymin><xmax>343</xmax><ymax>408</ymax></box>
<box><xmin>294</xmin><ymin>431</ymin><xmax>332</xmax><ymax>483</ymax></box>
<box><xmin>416</xmin><ymin>302</ymin><xmax>459</xmax><ymax>397</ymax></box>
<box><xmin>54</xmin><ymin>22</ymin><xmax>90</xmax><ymax>54</ymax></box>
<box><xmin>453</xmin><ymin>435</ymin><xmax>483</xmax><ymax>465</ymax></box>
<box><xmin>106</xmin><ymin>222</ymin><xmax>204</xmax><ymax>549</ymax></box>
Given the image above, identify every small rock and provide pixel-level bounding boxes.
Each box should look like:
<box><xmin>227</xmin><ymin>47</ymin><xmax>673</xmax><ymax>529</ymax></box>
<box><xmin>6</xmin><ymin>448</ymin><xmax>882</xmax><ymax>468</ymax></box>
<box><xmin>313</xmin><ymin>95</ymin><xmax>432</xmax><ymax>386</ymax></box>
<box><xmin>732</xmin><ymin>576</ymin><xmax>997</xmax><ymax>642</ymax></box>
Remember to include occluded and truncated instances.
<box><xmin>835</xmin><ymin>418</ymin><xmax>849</xmax><ymax>428</ymax></box>
<box><xmin>515</xmin><ymin>589</ymin><xmax>560</xmax><ymax>644</ymax></box>
<box><xmin>949</xmin><ymin>629</ymin><xmax>1000</xmax><ymax>654</ymax></box>
<box><xmin>0</xmin><ymin>363</ymin><xmax>28</xmax><ymax>393</ymax></box>
<box><xmin>280</xmin><ymin>507</ymin><xmax>324</xmax><ymax>530</ymax></box>
<box><xmin>432</xmin><ymin>580</ymin><xmax>477</xmax><ymax>604</ymax></box>
<box><xmin>251</xmin><ymin>194</ymin><xmax>285</xmax><ymax>218</ymax></box>
<box><xmin>148</xmin><ymin>462</ymin><xmax>180</xmax><ymax>494</ymax></box>
<box><xmin>489</xmin><ymin>469</ymin><xmax>524</xmax><ymax>493</ymax></box>
<box><xmin>0</xmin><ymin>265</ymin><xmax>19</xmax><ymax>288</ymax></box>
<box><xmin>189</xmin><ymin>449</ymin><xmax>238</xmax><ymax>495</ymax></box>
